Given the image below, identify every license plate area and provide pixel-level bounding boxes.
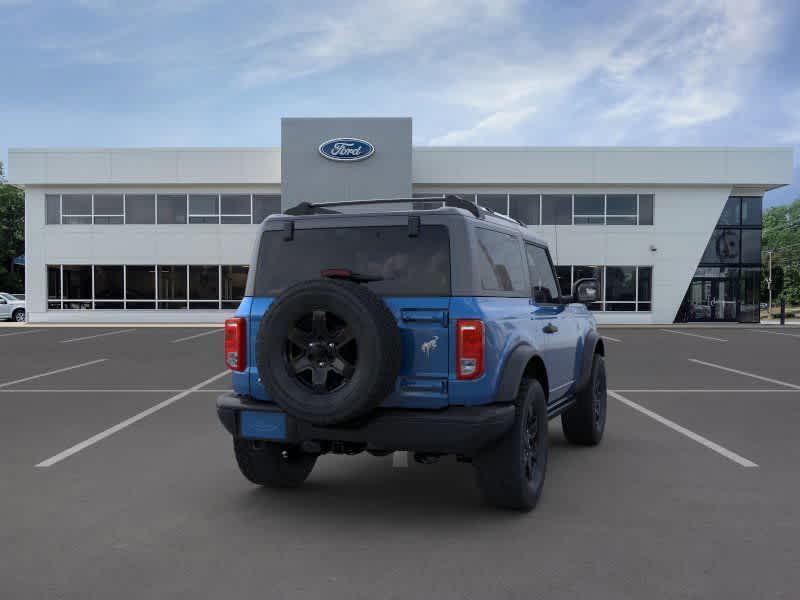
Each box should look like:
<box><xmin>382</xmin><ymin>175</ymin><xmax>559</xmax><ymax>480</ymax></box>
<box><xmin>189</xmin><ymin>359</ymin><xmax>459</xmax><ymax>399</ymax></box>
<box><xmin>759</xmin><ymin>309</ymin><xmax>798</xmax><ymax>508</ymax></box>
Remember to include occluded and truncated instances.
<box><xmin>240</xmin><ymin>411</ymin><xmax>287</xmax><ymax>441</ymax></box>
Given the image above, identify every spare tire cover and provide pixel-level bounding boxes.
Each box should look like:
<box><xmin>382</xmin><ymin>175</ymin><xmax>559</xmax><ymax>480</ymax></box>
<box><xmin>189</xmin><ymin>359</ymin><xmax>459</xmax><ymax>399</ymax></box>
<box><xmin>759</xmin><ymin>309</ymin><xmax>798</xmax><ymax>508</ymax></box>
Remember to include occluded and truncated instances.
<box><xmin>256</xmin><ymin>278</ymin><xmax>402</xmax><ymax>425</ymax></box>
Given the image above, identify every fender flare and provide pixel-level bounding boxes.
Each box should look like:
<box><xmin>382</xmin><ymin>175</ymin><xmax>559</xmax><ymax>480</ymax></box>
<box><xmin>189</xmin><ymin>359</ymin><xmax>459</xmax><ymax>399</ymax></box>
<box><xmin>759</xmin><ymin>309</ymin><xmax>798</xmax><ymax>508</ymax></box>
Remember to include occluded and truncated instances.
<box><xmin>494</xmin><ymin>343</ymin><xmax>542</xmax><ymax>404</ymax></box>
<box><xmin>577</xmin><ymin>329</ymin><xmax>604</xmax><ymax>392</ymax></box>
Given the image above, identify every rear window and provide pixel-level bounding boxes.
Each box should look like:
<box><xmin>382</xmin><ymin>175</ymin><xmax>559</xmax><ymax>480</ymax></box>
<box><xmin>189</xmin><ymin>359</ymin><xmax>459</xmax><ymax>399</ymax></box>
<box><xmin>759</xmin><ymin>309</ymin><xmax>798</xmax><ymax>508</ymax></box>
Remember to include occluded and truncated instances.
<box><xmin>255</xmin><ymin>225</ymin><xmax>451</xmax><ymax>296</ymax></box>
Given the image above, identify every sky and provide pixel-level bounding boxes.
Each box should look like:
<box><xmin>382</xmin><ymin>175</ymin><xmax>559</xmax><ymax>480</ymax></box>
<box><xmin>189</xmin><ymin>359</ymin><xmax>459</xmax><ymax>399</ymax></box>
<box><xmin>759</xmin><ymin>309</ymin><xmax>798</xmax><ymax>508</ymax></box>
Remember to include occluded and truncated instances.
<box><xmin>1</xmin><ymin>0</ymin><xmax>798</xmax><ymax>207</ymax></box>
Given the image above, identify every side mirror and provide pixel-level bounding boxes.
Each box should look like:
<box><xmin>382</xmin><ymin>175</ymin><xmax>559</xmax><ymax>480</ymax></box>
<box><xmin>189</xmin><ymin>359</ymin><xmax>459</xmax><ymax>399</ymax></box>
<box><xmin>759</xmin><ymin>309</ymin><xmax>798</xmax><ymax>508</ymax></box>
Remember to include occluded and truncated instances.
<box><xmin>573</xmin><ymin>278</ymin><xmax>599</xmax><ymax>305</ymax></box>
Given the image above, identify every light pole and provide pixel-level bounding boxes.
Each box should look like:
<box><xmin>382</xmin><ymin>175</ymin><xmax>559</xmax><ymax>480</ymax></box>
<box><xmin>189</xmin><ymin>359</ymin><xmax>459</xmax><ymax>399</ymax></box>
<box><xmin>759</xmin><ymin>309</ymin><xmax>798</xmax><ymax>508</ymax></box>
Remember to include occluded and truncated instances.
<box><xmin>767</xmin><ymin>250</ymin><xmax>773</xmax><ymax>317</ymax></box>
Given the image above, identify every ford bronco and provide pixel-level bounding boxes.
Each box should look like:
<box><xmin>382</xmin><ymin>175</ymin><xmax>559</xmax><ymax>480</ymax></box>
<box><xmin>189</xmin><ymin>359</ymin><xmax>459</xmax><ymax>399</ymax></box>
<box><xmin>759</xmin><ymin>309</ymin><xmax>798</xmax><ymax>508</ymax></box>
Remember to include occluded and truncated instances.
<box><xmin>216</xmin><ymin>196</ymin><xmax>607</xmax><ymax>510</ymax></box>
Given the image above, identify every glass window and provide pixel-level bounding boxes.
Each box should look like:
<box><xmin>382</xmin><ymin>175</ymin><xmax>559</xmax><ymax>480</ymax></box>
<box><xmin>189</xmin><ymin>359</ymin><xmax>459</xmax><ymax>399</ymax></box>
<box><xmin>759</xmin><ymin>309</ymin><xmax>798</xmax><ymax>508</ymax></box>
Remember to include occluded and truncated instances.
<box><xmin>509</xmin><ymin>194</ymin><xmax>540</xmax><ymax>225</ymax></box>
<box><xmin>741</xmin><ymin>197</ymin><xmax>762</xmax><ymax>226</ymax></box>
<box><xmin>573</xmin><ymin>195</ymin><xmax>604</xmax><ymax>224</ymax></box>
<box><xmin>157</xmin><ymin>194</ymin><xmax>187</xmax><ymax>224</ymax></box>
<box><xmin>62</xmin><ymin>194</ymin><xmax>92</xmax><ymax>224</ymax></box>
<box><xmin>637</xmin><ymin>267</ymin><xmax>652</xmax><ymax>303</ymax></box>
<box><xmin>158</xmin><ymin>265</ymin><xmax>187</xmax><ymax>309</ymax></box>
<box><xmin>93</xmin><ymin>194</ymin><xmax>124</xmax><ymax>224</ymax></box>
<box><xmin>222</xmin><ymin>265</ymin><xmax>249</xmax><ymax>308</ymax></box>
<box><xmin>93</xmin><ymin>266</ymin><xmax>123</xmax><ymax>299</ymax></box>
<box><xmin>739</xmin><ymin>267</ymin><xmax>760</xmax><ymax>323</ymax></box>
<box><xmin>701</xmin><ymin>229</ymin><xmax>740</xmax><ymax>263</ymax></box>
<box><xmin>555</xmin><ymin>265</ymin><xmax>572</xmax><ymax>297</ymax></box>
<box><xmin>475</xmin><ymin>228</ymin><xmax>527</xmax><ymax>293</ymax></box>
<box><xmin>221</xmin><ymin>194</ymin><xmax>251</xmax><ymax>224</ymax></box>
<box><xmin>525</xmin><ymin>244</ymin><xmax>560</xmax><ymax>304</ymax></box>
<box><xmin>47</xmin><ymin>266</ymin><xmax>61</xmax><ymax>300</ymax></box>
<box><xmin>718</xmin><ymin>197</ymin><xmax>741</xmax><ymax>226</ymax></box>
<box><xmin>477</xmin><ymin>194</ymin><xmax>508</xmax><ymax>215</ymax></box>
<box><xmin>574</xmin><ymin>265</ymin><xmax>604</xmax><ymax>310</ymax></box>
<box><xmin>126</xmin><ymin>265</ymin><xmax>155</xmax><ymax>299</ymax></box>
<box><xmin>189</xmin><ymin>194</ymin><xmax>219</xmax><ymax>224</ymax></box>
<box><xmin>740</xmin><ymin>229</ymin><xmax>761</xmax><ymax>263</ymax></box>
<box><xmin>255</xmin><ymin>225</ymin><xmax>451</xmax><ymax>297</ymax></box>
<box><xmin>606</xmin><ymin>266</ymin><xmax>635</xmax><ymax>301</ymax></box>
<box><xmin>541</xmin><ymin>195</ymin><xmax>571</xmax><ymax>225</ymax></box>
<box><xmin>606</xmin><ymin>195</ymin><xmax>637</xmax><ymax>215</ymax></box>
<box><xmin>125</xmin><ymin>194</ymin><xmax>155</xmax><ymax>224</ymax></box>
<box><xmin>63</xmin><ymin>265</ymin><xmax>91</xmax><ymax>299</ymax></box>
<box><xmin>189</xmin><ymin>265</ymin><xmax>220</xmax><ymax>301</ymax></box>
<box><xmin>46</xmin><ymin>194</ymin><xmax>61</xmax><ymax>224</ymax></box>
<box><xmin>253</xmin><ymin>194</ymin><xmax>281</xmax><ymax>223</ymax></box>
<box><xmin>638</xmin><ymin>194</ymin><xmax>654</xmax><ymax>225</ymax></box>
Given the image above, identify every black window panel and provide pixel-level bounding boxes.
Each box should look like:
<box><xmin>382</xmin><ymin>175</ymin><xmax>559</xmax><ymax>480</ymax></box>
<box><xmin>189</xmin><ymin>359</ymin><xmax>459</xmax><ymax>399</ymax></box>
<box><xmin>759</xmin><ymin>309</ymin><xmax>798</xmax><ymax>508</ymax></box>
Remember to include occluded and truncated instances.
<box><xmin>739</xmin><ymin>267</ymin><xmax>761</xmax><ymax>323</ymax></box>
<box><xmin>158</xmin><ymin>301</ymin><xmax>188</xmax><ymax>309</ymax></box>
<box><xmin>126</xmin><ymin>301</ymin><xmax>156</xmax><ymax>310</ymax></box>
<box><xmin>189</xmin><ymin>194</ymin><xmax>219</xmax><ymax>215</ymax></box>
<box><xmin>717</xmin><ymin>197</ymin><xmax>741</xmax><ymax>225</ymax></box>
<box><xmin>740</xmin><ymin>229</ymin><xmax>761</xmax><ymax>263</ymax></box>
<box><xmin>222</xmin><ymin>266</ymin><xmax>248</xmax><ymax>301</ymax></box>
<box><xmin>62</xmin><ymin>265</ymin><xmax>91</xmax><ymax>299</ymax></box>
<box><xmin>541</xmin><ymin>195</ymin><xmax>571</xmax><ymax>225</ymax></box>
<box><xmin>94</xmin><ymin>194</ymin><xmax>123</xmax><ymax>214</ymax></box>
<box><xmin>741</xmin><ymin>196</ymin><xmax>762</xmax><ymax>226</ymax></box>
<box><xmin>125</xmin><ymin>194</ymin><xmax>155</xmax><ymax>224</ymax></box>
<box><xmin>47</xmin><ymin>266</ymin><xmax>61</xmax><ymax>299</ymax></box>
<box><xmin>555</xmin><ymin>265</ymin><xmax>572</xmax><ymax>296</ymax></box>
<box><xmin>189</xmin><ymin>216</ymin><xmax>220</xmax><ymax>224</ymax></box>
<box><xmin>606</xmin><ymin>195</ymin><xmax>636</xmax><ymax>215</ymax></box>
<box><xmin>48</xmin><ymin>301</ymin><xmax>62</xmax><ymax>310</ymax></box>
<box><xmin>606</xmin><ymin>266</ymin><xmax>635</xmax><ymax>301</ymax></box>
<box><xmin>94</xmin><ymin>216</ymin><xmax>124</xmax><ymax>224</ymax></box>
<box><xmin>46</xmin><ymin>194</ymin><xmax>61</xmax><ymax>224</ymax></box>
<box><xmin>221</xmin><ymin>216</ymin><xmax>252</xmax><ymax>224</ymax></box>
<box><xmin>477</xmin><ymin>194</ymin><xmax>508</xmax><ymax>215</ymax></box>
<box><xmin>475</xmin><ymin>228</ymin><xmax>527</xmax><ymax>293</ymax></box>
<box><xmin>574</xmin><ymin>265</ymin><xmax>603</xmax><ymax>310</ymax></box>
<box><xmin>126</xmin><ymin>266</ymin><xmax>155</xmax><ymax>299</ymax></box>
<box><xmin>509</xmin><ymin>194</ymin><xmax>540</xmax><ymax>225</ymax></box>
<box><xmin>189</xmin><ymin>301</ymin><xmax>219</xmax><ymax>310</ymax></box>
<box><xmin>93</xmin><ymin>266</ymin><xmax>123</xmax><ymax>299</ymax></box>
<box><xmin>157</xmin><ymin>194</ymin><xmax>187</xmax><ymax>224</ymax></box>
<box><xmin>606</xmin><ymin>216</ymin><xmax>637</xmax><ymax>225</ymax></box>
<box><xmin>64</xmin><ymin>301</ymin><xmax>92</xmax><ymax>310</ymax></box>
<box><xmin>95</xmin><ymin>302</ymin><xmax>124</xmax><ymax>310</ymax></box>
<box><xmin>637</xmin><ymin>302</ymin><xmax>652</xmax><ymax>312</ymax></box>
<box><xmin>62</xmin><ymin>216</ymin><xmax>92</xmax><ymax>224</ymax></box>
<box><xmin>637</xmin><ymin>266</ymin><xmax>652</xmax><ymax>302</ymax></box>
<box><xmin>702</xmin><ymin>229</ymin><xmax>741</xmax><ymax>263</ymax></box>
<box><xmin>574</xmin><ymin>195</ymin><xmax>604</xmax><ymax>215</ymax></box>
<box><xmin>605</xmin><ymin>302</ymin><xmax>636</xmax><ymax>311</ymax></box>
<box><xmin>638</xmin><ymin>194</ymin><xmax>654</xmax><ymax>225</ymax></box>
<box><xmin>253</xmin><ymin>194</ymin><xmax>281</xmax><ymax>223</ymax></box>
<box><xmin>189</xmin><ymin>265</ymin><xmax>219</xmax><ymax>301</ymax></box>
<box><xmin>255</xmin><ymin>225</ymin><xmax>452</xmax><ymax>297</ymax></box>
<box><xmin>525</xmin><ymin>244</ymin><xmax>560</xmax><ymax>304</ymax></box>
<box><xmin>62</xmin><ymin>194</ymin><xmax>91</xmax><ymax>215</ymax></box>
<box><xmin>158</xmin><ymin>266</ymin><xmax>187</xmax><ymax>300</ymax></box>
<box><xmin>221</xmin><ymin>194</ymin><xmax>250</xmax><ymax>215</ymax></box>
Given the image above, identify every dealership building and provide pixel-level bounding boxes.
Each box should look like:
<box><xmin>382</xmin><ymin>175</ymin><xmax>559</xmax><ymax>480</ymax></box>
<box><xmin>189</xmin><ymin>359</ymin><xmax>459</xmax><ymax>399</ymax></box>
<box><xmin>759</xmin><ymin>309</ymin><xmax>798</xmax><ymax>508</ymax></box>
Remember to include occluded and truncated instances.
<box><xmin>8</xmin><ymin>117</ymin><xmax>794</xmax><ymax>324</ymax></box>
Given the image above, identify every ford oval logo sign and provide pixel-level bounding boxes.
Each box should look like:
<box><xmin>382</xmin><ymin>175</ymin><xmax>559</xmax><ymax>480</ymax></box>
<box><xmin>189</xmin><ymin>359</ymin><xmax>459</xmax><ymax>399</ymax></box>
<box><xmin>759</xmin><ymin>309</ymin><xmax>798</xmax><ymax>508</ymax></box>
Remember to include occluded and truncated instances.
<box><xmin>318</xmin><ymin>138</ymin><xmax>375</xmax><ymax>162</ymax></box>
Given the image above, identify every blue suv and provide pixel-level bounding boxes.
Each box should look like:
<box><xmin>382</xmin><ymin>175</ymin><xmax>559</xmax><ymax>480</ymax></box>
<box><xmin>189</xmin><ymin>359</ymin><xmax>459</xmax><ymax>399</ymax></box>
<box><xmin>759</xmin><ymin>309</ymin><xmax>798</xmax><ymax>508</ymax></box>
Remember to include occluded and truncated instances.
<box><xmin>217</xmin><ymin>196</ymin><xmax>607</xmax><ymax>510</ymax></box>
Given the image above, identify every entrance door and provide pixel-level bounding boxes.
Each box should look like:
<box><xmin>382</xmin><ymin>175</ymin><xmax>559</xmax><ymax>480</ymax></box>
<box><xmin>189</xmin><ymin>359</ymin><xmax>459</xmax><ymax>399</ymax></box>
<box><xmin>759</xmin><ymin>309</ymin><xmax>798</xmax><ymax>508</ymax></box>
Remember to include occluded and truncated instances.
<box><xmin>685</xmin><ymin>278</ymin><xmax>737</xmax><ymax>321</ymax></box>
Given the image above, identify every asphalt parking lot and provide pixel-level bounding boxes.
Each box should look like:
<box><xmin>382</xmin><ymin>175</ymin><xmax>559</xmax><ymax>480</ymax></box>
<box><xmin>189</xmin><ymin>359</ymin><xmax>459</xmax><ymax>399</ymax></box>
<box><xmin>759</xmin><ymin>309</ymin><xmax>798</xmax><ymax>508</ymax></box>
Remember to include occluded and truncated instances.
<box><xmin>1</xmin><ymin>325</ymin><xmax>799</xmax><ymax>599</ymax></box>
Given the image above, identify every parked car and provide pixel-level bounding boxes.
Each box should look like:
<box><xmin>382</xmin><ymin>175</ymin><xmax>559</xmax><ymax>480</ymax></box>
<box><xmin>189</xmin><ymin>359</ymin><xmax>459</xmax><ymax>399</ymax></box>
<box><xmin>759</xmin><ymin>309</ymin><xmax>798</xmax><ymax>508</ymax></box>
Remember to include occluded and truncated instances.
<box><xmin>216</xmin><ymin>196</ymin><xmax>607</xmax><ymax>511</ymax></box>
<box><xmin>0</xmin><ymin>293</ymin><xmax>26</xmax><ymax>322</ymax></box>
<box><xmin>760</xmin><ymin>302</ymin><xmax>768</xmax><ymax>310</ymax></box>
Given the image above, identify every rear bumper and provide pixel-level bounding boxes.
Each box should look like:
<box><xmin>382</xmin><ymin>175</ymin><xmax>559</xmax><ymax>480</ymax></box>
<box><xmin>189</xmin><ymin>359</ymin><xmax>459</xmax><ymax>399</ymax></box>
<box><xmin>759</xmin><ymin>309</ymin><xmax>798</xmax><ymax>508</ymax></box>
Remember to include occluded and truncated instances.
<box><xmin>216</xmin><ymin>393</ymin><xmax>515</xmax><ymax>455</ymax></box>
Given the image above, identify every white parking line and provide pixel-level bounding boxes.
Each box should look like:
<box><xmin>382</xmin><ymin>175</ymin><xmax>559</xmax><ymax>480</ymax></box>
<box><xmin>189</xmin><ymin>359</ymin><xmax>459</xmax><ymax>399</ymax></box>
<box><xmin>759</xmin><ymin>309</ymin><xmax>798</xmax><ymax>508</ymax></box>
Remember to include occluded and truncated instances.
<box><xmin>602</xmin><ymin>335</ymin><xmax>622</xmax><ymax>343</ymax></box>
<box><xmin>0</xmin><ymin>329</ymin><xmax>44</xmax><ymax>338</ymax></box>
<box><xmin>608</xmin><ymin>390</ymin><xmax>758</xmax><ymax>468</ymax></box>
<box><xmin>392</xmin><ymin>451</ymin><xmax>409</xmax><ymax>468</ymax></box>
<box><xmin>171</xmin><ymin>329</ymin><xmax>223</xmax><ymax>343</ymax></box>
<box><xmin>660</xmin><ymin>329</ymin><xmax>727</xmax><ymax>342</ymax></box>
<box><xmin>0</xmin><ymin>359</ymin><xmax>107</xmax><ymax>389</ymax></box>
<box><xmin>0</xmin><ymin>388</ymin><xmax>230</xmax><ymax>393</ymax></box>
<box><xmin>35</xmin><ymin>370</ymin><xmax>230</xmax><ymax>468</ymax></box>
<box><xmin>747</xmin><ymin>329</ymin><xmax>800</xmax><ymax>339</ymax></box>
<box><xmin>60</xmin><ymin>329</ymin><xmax>135</xmax><ymax>344</ymax></box>
<box><xmin>613</xmin><ymin>388</ymin><xmax>800</xmax><ymax>393</ymax></box>
<box><xmin>689</xmin><ymin>358</ymin><xmax>800</xmax><ymax>390</ymax></box>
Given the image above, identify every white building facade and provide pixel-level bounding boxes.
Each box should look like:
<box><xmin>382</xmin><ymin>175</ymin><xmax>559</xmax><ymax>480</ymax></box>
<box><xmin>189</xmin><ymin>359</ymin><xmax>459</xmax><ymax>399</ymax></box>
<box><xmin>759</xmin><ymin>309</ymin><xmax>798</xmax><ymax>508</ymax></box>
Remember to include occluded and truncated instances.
<box><xmin>9</xmin><ymin>118</ymin><xmax>794</xmax><ymax>325</ymax></box>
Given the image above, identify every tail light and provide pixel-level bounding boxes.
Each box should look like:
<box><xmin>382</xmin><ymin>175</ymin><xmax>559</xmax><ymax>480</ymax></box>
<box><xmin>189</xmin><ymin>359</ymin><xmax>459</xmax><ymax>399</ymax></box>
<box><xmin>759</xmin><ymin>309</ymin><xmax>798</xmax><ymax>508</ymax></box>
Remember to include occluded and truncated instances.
<box><xmin>225</xmin><ymin>318</ymin><xmax>246</xmax><ymax>371</ymax></box>
<box><xmin>456</xmin><ymin>319</ymin><xmax>484</xmax><ymax>380</ymax></box>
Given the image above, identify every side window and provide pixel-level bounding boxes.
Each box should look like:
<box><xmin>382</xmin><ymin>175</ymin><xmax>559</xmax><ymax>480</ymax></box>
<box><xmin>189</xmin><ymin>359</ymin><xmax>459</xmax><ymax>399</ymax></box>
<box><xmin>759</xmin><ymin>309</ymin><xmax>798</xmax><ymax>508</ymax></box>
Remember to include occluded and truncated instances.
<box><xmin>525</xmin><ymin>244</ymin><xmax>561</xmax><ymax>304</ymax></box>
<box><xmin>474</xmin><ymin>228</ymin><xmax>527</xmax><ymax>294</ymax></box>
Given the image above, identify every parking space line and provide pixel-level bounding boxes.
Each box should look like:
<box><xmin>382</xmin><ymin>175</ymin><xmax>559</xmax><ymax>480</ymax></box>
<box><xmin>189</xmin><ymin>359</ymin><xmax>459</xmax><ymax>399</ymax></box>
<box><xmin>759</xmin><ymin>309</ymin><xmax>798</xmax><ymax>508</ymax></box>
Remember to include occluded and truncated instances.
<box><xmin>747</xmin><ymin>329</ymin><xmax>800</xmax><ymax>339</ymax></box>
<box><xmin>0</xmin><ymin>359</ymin><xmax>108</xmax><ymax>389</ymax></box>
<box><xmin>608</xmin><ymin>391</ymin><xmax>758</xmax><ymax>468</ymax></box>
<box><xmin>613</xmin><ymin>388</ymin><xmax>800</xmax><ymax>393</ymax></box>
<box><xmin>60</xmin><ymin>329</ymin><xmax>135</xmax><ymax>344</ymax></box>
<box><xmin>171</xmin><ymin>329</ymin><xmax>223</xmax><ymax>343</ymax></box>
<box><xmin>392</xmin><ymin>451</ymin><xmax>409</xmax><ymax>468</ymax></box>
<box><xmin>689</xmin><ymin>358</ymin><xmax>800</xmax><ymax>390</ymax></box>
<box><xmin>0</xmin><ymin>329</ymin><xmax>44</xmax><ymax>338</ymax></box>
<box><xmin>660</xmin><ymin>329</ymin><xmax>727</xmax><ymax>342</ymax></box>
<box><xmin>35</xmin><ymin>370</ymin><xmax>230</xmax><ymax>468</ymax></box>
<box><xmin>602</xmin><ymin>335</ymin><xmax>622</xmax><ymax>343</ymax></box>
<box><xmin>0</xmin><ymin>388</ymin><xmax>230</xmax><ymax>393</ymax></box>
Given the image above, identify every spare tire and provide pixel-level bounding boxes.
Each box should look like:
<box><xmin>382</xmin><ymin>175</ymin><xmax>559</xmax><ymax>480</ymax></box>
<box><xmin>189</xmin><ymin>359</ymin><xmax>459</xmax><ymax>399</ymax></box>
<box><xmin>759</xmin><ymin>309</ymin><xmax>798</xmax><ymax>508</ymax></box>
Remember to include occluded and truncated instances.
<box><xmin>256</xmin><ymin>279</ymin><xmax>402</xmax><ymax>425</ymax></box>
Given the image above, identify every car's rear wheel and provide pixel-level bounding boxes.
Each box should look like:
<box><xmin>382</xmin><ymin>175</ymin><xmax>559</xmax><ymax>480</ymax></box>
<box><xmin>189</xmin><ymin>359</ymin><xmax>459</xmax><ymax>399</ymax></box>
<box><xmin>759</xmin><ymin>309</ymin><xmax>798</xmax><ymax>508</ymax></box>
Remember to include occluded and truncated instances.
<box><xmin>561</xmin><ymin>354</ymin><xmax>606</xmax><ymax>445</ymax></box>
<box><xmin>12</xmin><ymin>309</ymin><xmax>25</xmax><ymax>322</ymax></box>
<box><xmin>233</xmin><ymin>439</ymin><xmax>317</xmax><ymax>488</ymax></box>
<box><xmin>473</xmin><ymin>379</ymin><xmax>548</xmax><ymax>511</ymax></box>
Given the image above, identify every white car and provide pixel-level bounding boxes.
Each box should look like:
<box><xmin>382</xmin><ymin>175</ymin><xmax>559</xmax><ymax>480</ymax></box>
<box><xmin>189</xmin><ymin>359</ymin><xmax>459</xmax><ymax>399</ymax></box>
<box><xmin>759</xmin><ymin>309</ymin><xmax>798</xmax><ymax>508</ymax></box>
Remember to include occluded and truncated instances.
<box><xmin>0</xmin><ymin>293</ymin><xmax>26</xmax><ymax>322</ymax></box>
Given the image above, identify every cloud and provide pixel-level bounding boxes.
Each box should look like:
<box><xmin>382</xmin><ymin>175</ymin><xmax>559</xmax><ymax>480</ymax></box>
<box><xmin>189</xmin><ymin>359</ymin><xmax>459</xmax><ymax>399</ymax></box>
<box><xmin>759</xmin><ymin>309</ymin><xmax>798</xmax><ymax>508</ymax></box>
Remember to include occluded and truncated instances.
<box><xmin>429</xmin><ymin>107</ymin><xmax>536</xmax><ymax>145</ymax></box>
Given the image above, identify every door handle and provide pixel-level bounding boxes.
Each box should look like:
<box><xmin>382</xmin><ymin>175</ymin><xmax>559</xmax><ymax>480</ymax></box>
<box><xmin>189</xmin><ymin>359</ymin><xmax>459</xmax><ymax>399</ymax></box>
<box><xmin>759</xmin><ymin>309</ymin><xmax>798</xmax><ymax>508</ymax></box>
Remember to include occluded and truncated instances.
<box><xmin>542</xmin><ymin>323</ymin><xmax>558</xmax><ymax>334</ymax></box>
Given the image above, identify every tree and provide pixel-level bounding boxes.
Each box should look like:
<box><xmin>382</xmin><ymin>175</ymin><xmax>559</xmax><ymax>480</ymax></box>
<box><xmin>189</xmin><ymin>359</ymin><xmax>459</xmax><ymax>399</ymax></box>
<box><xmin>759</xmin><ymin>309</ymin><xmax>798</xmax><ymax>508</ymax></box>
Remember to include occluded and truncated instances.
<box><xmin>762</xmin><ymin>198</ymin><xmax>800</xmax><ymax>305</ymax></box>
<box><xmin>0</xmin><ymin>161</ymin><xmax>25</xmax><ymax>293</ymax></box>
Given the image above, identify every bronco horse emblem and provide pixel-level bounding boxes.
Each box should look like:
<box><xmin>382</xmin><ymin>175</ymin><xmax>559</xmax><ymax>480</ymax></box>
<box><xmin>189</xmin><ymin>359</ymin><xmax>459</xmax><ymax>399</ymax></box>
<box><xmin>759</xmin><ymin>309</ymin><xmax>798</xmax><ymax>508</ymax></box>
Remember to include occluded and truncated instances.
<box><xmin>421</xmin><ymin>336</ymin><xmax>439</xmax><ymax>357</ymax></box>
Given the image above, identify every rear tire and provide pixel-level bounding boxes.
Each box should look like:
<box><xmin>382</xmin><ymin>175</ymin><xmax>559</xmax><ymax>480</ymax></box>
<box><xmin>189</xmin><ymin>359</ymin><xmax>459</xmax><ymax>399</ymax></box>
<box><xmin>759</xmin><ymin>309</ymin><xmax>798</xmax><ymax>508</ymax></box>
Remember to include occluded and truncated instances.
<box><xmin>473</xmin><ymin>379</ymin><xmax>548</xmax><ymax>511</ymax></box>
<box><xmin>233</xmin><ymin>439</ymin><xmax>317</xmax><ymax>488</ymax></box>
<box><xmin>12</xmin><ymin>309</ymin><xmax>25</xmax><ymax>322</ymax></box>
<box><xmin>561</xmin><ymin>354</ymin><xmax>607</xmax><ymax>445</ymax></box>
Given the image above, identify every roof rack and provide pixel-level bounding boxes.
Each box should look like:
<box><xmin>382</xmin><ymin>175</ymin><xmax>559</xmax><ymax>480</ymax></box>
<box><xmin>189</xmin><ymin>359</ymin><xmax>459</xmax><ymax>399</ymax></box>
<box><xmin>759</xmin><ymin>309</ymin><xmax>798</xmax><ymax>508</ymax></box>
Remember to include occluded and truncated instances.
<box><xmin>284</xmin><ymin>195</ymin><xmax>481</xmax><ymax>218</ymax></box>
